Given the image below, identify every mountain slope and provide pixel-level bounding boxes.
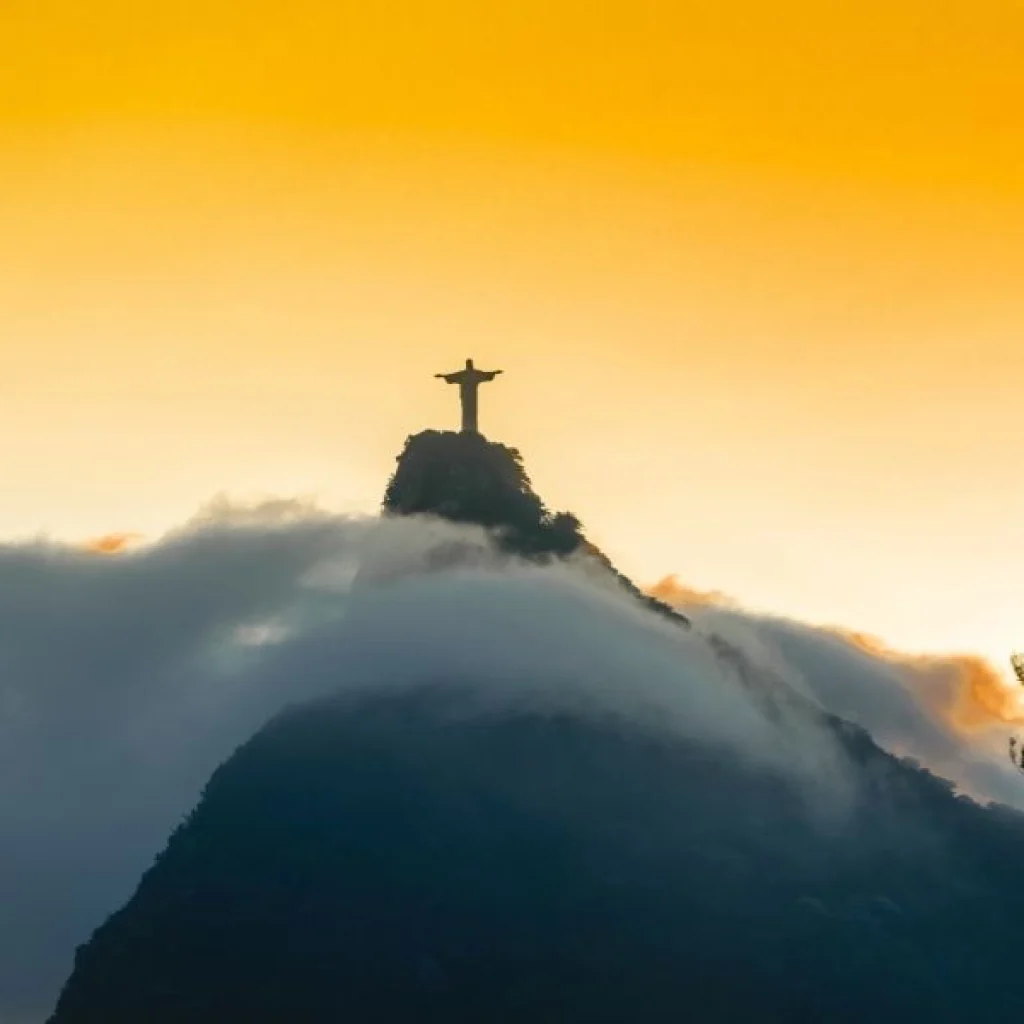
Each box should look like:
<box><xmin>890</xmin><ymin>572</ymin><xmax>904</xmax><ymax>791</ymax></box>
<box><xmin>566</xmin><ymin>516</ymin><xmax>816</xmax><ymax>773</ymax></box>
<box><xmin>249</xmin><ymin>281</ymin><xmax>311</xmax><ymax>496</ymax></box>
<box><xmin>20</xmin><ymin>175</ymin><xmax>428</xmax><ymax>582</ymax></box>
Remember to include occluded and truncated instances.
<box><xmin>381</xmin><ymin>429</ymin><xmax>688</xmax><ymax>625</ymax></box>
<box><xmin>48</xmin><ymin>686</ymin><xmax>1024</xmax><ymax>1023</ymax></box>
<box><xmin>44</xmin><ymin>426</ymin><xmax>1024</xmax><ymax>1023</ymax></box>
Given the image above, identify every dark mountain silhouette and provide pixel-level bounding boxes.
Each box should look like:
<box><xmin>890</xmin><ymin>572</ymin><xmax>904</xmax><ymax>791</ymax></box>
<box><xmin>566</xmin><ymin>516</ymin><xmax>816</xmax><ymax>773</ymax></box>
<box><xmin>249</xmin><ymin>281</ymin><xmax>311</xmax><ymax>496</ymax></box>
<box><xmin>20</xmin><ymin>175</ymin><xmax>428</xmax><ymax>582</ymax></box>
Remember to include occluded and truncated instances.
<box><xmin>381</xmin><ymin>429</ymin><xmax>688</xmax><ymax>625</ymax></box>
<box><xmin>45</xmin><ymin>427</ymin><xmax>1024</xmax><ymax>1023</ymax></box>
<box><xmin>48</xmin><ymin>689</ymin><xmax>1024</xmax><ymax>1023</ymax></box>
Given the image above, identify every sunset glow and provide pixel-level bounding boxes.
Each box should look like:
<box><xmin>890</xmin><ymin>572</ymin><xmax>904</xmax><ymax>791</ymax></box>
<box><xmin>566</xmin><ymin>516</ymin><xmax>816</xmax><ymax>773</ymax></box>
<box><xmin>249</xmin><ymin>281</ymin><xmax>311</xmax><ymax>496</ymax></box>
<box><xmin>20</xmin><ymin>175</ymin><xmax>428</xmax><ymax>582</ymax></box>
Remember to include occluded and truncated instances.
<box><xmin>2</xmin><ymin>0</ymin><xmax>1022</xmax><ymax>670</ymax></box>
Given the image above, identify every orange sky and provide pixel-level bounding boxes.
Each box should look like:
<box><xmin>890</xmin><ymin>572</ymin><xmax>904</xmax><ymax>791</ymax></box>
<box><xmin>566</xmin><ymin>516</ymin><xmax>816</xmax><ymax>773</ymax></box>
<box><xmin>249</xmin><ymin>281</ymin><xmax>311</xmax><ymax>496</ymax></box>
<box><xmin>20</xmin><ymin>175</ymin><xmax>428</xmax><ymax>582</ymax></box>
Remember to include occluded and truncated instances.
<box><xmin>1</xmin><ymin>1</ymin><xmax>1022</xmax><ymax>670</ymax></box>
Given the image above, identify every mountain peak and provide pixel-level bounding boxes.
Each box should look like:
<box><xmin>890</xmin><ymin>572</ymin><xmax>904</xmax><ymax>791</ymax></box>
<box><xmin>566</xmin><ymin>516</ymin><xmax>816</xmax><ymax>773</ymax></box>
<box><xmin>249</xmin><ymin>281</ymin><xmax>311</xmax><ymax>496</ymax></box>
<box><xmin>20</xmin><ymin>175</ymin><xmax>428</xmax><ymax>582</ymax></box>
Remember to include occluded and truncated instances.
<box><xmin>382</xmin><ymin>428</ymin><xmax>688</xmax><ymax>625</ymax></box>
<box><xmin>383</xmin><ymin>430</ymin><xmax>582</xmax><ymax>556</ymax></box>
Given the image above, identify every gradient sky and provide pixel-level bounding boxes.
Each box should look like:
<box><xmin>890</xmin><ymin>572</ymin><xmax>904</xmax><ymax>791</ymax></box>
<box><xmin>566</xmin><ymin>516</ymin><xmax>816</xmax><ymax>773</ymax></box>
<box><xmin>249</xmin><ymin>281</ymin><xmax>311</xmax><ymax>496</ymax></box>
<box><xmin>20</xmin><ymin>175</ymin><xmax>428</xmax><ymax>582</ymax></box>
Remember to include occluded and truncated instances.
<box><xmin>1</xmin><ymin>0</ymin><xmax>1022</xmax><ymax>669</ymax></box>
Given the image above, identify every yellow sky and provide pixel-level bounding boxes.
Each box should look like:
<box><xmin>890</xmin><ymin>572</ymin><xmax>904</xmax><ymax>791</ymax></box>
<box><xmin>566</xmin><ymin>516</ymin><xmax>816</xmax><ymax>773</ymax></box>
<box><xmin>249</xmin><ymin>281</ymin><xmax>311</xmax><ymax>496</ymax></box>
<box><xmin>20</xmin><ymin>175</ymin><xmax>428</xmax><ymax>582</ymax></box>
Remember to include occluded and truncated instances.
<box><xmin>1</xmin><ymin>1</ymin><xmax>1023</xmax><ymax>668</ymax></box>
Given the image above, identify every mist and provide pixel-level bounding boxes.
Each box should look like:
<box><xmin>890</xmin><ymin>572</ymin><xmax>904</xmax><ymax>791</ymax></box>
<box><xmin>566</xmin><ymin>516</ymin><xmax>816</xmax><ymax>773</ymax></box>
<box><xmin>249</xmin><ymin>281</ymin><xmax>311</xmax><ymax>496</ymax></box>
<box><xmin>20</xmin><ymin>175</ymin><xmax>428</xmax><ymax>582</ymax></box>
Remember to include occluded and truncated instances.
<box><xmin>1</xmin><ymin>501</ymin><xmax>1020</xmax><ymax>1022</ymax></box>
<box><xmin>651</xmin><ymin>577</ymin><xmax>1024</xmax><ymax>807</ymax></box>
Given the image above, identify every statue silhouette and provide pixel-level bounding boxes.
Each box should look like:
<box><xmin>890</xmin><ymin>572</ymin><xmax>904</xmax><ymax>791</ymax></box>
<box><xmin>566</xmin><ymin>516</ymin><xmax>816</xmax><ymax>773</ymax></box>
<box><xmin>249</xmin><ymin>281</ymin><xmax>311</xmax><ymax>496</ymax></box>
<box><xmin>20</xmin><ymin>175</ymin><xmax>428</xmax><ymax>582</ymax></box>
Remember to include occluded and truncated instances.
<box><xmin>435</xmin><ymin>358</ymin><xmax>503</xmax><ymax>434</ymax></box>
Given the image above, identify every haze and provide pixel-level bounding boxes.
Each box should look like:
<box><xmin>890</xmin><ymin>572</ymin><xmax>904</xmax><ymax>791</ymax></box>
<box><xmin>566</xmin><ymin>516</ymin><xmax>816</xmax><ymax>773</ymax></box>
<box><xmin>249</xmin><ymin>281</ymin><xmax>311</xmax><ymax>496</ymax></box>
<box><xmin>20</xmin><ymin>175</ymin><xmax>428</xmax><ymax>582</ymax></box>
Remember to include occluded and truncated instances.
<box><xmin>1</xmin><ymin>0</ymin><xmax>1022</xmax><ymax>669</ymax></box>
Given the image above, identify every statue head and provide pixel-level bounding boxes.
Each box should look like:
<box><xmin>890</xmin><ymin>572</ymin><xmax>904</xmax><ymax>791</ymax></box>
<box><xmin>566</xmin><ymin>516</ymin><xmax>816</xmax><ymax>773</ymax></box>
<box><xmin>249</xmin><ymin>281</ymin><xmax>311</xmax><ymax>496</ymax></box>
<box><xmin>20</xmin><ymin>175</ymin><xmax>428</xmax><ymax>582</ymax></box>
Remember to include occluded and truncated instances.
<box><xmin>465</xmin><ymin>358</ymin><xmax>475</xmax><ymax>368</ymax></box>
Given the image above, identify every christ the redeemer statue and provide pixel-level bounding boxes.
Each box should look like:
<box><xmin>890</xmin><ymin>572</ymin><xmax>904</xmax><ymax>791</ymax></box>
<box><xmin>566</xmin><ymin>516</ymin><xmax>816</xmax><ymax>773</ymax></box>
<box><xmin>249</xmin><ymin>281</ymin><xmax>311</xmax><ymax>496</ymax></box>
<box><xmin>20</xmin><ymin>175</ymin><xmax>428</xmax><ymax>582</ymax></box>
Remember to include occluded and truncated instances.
<box><xmin>435</xmin><ymin>358</ymin><xmax>503</xmax><ymax>434</ymax></box>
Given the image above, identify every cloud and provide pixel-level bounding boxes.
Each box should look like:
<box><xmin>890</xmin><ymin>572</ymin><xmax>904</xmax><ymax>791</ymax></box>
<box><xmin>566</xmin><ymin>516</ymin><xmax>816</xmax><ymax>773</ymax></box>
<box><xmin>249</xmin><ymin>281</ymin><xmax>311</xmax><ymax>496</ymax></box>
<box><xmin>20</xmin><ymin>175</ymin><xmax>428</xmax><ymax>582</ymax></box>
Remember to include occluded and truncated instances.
<box><xmin>2</xmin><ymin>504</ymin><xmax>1021</xmax><ymax>1022</ymax></box>
<box><xmin>647</xmin><ymin>573</ymin><xmax>739</xmax><ymax>609</ymax></box>
<box><xmin>652</xmin><ymin>585</ymin><xmax>1024</xmax><ymax>807</ymax></box>
<box><xmin>81</xmin><ymin>532</ymin><xmax>144</xmax><ymax>554</ymax></box>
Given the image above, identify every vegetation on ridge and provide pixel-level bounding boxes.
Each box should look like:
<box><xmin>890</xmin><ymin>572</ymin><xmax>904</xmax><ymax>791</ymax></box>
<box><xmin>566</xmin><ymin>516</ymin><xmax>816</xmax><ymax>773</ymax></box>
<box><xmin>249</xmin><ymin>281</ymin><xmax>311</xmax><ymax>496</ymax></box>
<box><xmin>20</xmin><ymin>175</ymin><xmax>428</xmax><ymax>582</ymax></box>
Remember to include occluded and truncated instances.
<box><xmin>382</xmin><ymin>429</ymin><xmax>688</xmax><ymax>624</ymax></box>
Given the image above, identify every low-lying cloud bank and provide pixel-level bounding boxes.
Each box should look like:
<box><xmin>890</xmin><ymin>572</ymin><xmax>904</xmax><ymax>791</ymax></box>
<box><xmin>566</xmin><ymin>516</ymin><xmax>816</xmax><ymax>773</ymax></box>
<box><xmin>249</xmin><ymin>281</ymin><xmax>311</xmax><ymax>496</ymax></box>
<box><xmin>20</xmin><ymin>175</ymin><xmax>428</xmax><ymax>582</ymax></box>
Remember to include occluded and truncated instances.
<box><xmin>650</xmin><ymin>576</ymin><xmax>1024</xmax><ymax>808</ymax></box>
<box><xmin>1</xmin><ymin>504</ymin><xmax>1020</xmax><ymax>1021</ymax></box>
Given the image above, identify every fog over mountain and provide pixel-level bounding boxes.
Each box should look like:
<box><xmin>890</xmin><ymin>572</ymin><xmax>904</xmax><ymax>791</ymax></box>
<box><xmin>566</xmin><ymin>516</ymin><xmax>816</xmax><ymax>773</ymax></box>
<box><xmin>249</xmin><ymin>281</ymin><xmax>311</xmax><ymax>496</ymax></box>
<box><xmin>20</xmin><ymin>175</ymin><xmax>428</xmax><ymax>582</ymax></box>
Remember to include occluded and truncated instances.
<box><xmin>4</xmin><ymin>431</ymin><xmax>1024</xmax><ymax>1021</ymax></box>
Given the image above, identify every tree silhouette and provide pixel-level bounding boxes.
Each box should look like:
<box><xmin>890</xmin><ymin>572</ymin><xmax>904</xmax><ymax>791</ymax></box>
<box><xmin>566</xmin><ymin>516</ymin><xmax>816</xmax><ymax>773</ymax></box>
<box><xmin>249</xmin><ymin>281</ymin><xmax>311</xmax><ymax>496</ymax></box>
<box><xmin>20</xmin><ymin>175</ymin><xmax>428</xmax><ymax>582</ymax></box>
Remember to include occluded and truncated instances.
<box><xmin>382</xmin><ymin>430</ymin><xmax>687</xmax><ymax>623</ymax></box>
<box><xmin>382</xmin><ymin>430</ymin><xmax>586</xmax><ymax>558</ymax></box>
